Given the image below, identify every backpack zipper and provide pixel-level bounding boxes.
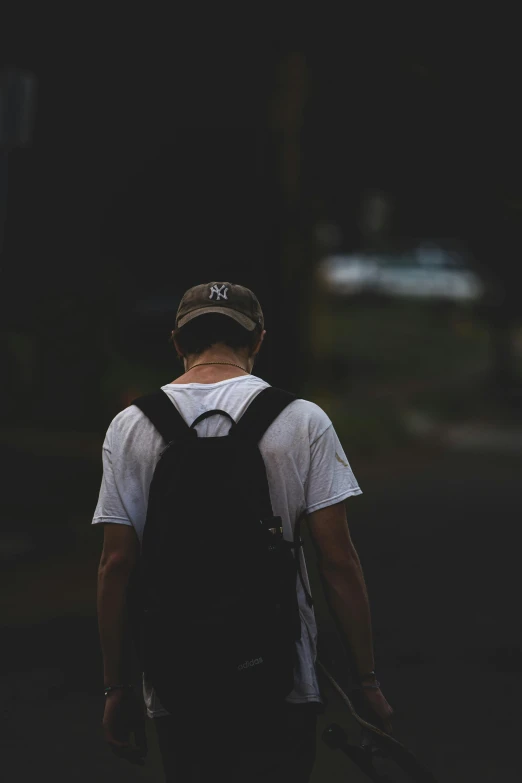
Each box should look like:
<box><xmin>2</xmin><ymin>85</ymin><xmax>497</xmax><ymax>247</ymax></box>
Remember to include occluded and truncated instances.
<box><xmin>159</xmin><ymin>441</ymin><xmax>175</xmax><ymax>459</ymax></box>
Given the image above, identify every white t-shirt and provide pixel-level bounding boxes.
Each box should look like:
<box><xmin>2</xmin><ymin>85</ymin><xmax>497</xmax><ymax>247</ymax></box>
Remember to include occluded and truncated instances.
<box><xmin>93</xmin><ymin>374</ymin><xmax>362</xmax><ymax>717</ymax></box>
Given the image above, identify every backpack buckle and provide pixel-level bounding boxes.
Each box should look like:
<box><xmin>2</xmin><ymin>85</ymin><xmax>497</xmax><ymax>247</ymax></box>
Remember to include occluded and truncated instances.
<box><xmin>261</xmin><ymin>516</ymin><xmax>283</xmax><ymax>537</ymax></box>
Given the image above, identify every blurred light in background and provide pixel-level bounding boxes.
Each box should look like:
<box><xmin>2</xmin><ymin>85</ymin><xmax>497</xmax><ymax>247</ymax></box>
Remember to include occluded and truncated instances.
<box><xmin>318</xmin><ymin>242</ymin><xmax>484</xmax><ymax>302</ymax></box>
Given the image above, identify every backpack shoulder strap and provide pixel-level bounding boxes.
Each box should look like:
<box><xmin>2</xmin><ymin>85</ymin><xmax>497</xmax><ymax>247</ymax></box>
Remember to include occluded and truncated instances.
<box><xmin>235</xmin><ymin>386</ymin><xmax>313</xmax><ymax>607</ymax></box>
<box><xmin>132</xmin><ymin>390</ymin><xmax>193</xmax><ymax>445</ymax></box>
<box><xmin>234</xmin><ymin>387</ymin><xmax>298</xmax><ymax>443</ymax></box>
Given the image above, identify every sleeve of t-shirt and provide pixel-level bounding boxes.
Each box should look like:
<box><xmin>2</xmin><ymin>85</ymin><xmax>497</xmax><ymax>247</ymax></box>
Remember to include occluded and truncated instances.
<box><xmin>304</xmin><ymin>423</ymin><xmax>362</xmax><ymax>514</ymax></box>
<box><xmin>92</xmin><ymin>425</ymin><xmax>133</xmax><ymax>527</ymax></box>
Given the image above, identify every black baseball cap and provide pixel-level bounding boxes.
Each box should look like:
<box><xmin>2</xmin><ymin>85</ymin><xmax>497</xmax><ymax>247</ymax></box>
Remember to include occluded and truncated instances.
<box><xmin>176</xmin><ymin>282</ymin><xmax>264</xmax><ymax>332</ymax></box>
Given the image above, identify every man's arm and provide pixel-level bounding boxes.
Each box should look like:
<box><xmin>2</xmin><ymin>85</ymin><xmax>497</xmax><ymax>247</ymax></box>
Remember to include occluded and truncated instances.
<box><xmin>306</xmin><ymin>500</ymin><xmax>375</xmax><ymax>680</ymax></box>
<box><xmin>97</xmin><ymin>523</ymin><xmax>140</xmax><ymax>686</ymax></box>
<box><xmin>97</xmin><ymin>523</ymin><xmax>147</xmax><ymax>762</ymax></box>
<box><xmin>306</xmin><ymin>501</ymin><xmax>393</xmax><ymax>731</ymax></box>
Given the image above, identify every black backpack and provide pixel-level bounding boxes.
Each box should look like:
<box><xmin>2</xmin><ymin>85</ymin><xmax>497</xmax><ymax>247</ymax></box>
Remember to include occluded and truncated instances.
<box><xmin>132</xmin><ymin>386</ymin><xmax>313</xmax><ymax>716</ymax></box>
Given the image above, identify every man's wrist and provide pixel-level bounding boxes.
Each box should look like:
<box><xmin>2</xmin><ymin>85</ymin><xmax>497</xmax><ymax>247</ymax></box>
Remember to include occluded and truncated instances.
<box><xmin>104</xmin><ymin>684</ymin><xmax>134</xmax><ymax>697</ymax></box>
<box><xmin>358</xmin><ymin>669</ymin><xmax>379</xmax><ymax>683</ymax></box>
<box><xmin>356</xmin><ymin>670</ymin><xmax>381</xmax><ymax>690</ymax></box>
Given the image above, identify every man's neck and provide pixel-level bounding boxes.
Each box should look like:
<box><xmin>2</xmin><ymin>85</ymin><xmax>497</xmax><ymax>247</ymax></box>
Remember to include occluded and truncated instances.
<box><xmin>171</xmin><ymin>349</ymin><xmax>251</xmax><ymax>385</ymax></box>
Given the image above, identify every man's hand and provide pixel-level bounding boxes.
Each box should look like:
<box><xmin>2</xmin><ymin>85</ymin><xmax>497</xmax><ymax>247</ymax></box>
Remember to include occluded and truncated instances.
<box><xmin>357</xmin><ymin>687</ymin><xmax>394</xmax><ymax>735</ymax></box>
<box><xmin>102</xmin><ymin>688</ymin><xmax>148</xmax><ymax>765</ymax></box>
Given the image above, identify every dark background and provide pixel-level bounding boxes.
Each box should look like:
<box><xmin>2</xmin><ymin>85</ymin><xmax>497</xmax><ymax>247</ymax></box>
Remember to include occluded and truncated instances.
<box><xmin>1</xmin><ymin>10</ymin><xmax>521</xmax><ymax>781</ymax></box>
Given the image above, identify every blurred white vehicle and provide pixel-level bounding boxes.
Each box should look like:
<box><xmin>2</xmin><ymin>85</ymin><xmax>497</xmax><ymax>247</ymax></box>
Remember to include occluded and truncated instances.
<box><xmin>318</xmin><ymin>243</ymin><xmax>484</xmax><ymax>302</ymax></box>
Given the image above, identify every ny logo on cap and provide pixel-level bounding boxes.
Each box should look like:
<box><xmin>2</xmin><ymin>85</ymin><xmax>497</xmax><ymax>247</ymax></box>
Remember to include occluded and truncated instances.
<box><xmin>209</xmin><ymin>284</ymin><xmax>228</xmax><ymax>301</ymax></box>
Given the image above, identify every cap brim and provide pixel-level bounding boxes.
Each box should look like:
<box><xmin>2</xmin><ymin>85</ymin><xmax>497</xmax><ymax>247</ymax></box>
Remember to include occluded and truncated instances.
<box><xmin>177</xmin><ymin>306</ymin><xmax>258</xmax><ymax>331</ymax></box>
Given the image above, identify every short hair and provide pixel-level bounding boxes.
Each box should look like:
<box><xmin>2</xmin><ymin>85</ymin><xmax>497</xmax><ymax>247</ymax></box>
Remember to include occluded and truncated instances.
<box><xmin>172</xmin><ymin>313</ymin><xmax>262</xmax><ymax>356</ymax></box>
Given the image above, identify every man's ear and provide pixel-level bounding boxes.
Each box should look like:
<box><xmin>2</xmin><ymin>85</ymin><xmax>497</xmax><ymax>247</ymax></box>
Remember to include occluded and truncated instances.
<box><xmin>171</xmin><ymin>334</ymin><xmax>184</xmax><ymax>359</ymax></box>
<box><xmin>252</xmin><ymin>330</ymin><xmax>266</xmax><ymax>357</ymax></box>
